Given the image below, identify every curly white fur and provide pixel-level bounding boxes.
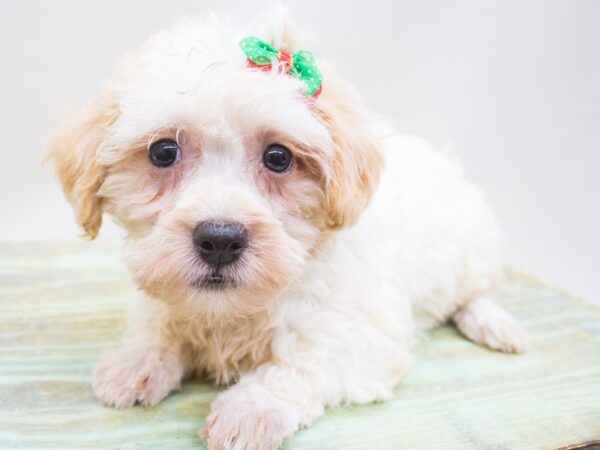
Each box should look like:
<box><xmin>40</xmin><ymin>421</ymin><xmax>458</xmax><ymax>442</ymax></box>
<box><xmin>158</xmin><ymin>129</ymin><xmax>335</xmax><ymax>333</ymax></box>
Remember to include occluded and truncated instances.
<box><xmin>47</xmin><ymin>8</ymin><xmax>526</xmax><ymax>450</ymax></box>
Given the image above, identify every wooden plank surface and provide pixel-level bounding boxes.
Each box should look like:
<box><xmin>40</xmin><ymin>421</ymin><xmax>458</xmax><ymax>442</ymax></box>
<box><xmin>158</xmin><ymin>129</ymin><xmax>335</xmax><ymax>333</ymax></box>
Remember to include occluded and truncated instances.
<box><xmin>0</xmin><ymin>241</ymin><xmax>599</xmax><ymax>449</ymax></box>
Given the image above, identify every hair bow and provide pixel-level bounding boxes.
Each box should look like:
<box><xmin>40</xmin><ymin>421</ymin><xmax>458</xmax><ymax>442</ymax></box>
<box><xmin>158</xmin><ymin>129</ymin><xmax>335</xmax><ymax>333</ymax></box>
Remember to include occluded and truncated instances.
<box><xmin>239</xmin><ymin>36</ymin><xmax>323</xmax><ymax>99</ymax></box>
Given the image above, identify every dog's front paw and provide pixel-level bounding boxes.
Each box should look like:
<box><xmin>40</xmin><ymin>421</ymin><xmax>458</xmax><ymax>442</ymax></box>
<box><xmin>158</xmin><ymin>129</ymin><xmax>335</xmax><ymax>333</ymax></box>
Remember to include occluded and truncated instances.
<box><xmin>200</xmin><ymin>383</ymin><xmax>301</xmax><ymax>450</ymax></box>
<box><xmin>92</xmin><ymin>346</ymin><xmax>184</xmax><ymax>409</ymax></box>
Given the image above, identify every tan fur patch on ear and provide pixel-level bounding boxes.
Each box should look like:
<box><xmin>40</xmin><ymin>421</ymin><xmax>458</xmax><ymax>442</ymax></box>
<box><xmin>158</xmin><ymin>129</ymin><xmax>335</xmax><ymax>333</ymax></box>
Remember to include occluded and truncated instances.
<box><xmin>315</xmin><ymin>65</ymin><xmax>384</xmax><ymax>230</ymax></box>
<box><xmin>44</xmin><ymin>94</ymin><xmax>119</xmax><ymax>239</ymax></box>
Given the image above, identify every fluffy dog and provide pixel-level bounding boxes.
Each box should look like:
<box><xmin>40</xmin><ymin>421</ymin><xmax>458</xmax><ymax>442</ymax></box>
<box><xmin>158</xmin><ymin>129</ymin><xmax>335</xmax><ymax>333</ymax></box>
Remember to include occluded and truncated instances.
<box><xmin>47</xmin><ymin>9</ymin><xmax>526</xmax><ymax>450</ymax></box>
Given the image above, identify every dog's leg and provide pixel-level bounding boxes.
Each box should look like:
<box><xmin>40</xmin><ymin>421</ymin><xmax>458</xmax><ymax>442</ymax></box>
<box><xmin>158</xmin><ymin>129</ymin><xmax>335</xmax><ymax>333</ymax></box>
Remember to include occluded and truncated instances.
<box><xmin>92</xmin><ymin>344</ymin><xmax>188</xmax><ymax>409</ymax></box>
<box><xmin>199</xmin><ymin>330</ymin><xmax>413</xmax><ymax>450</ymax></box>
<box><xmin>452</xmin><ymin>296</ymin><xmax>527</xmax><ymax>353</ymax></box>
<box><xmin>92</xmin><ymin>292</ymin><xmax>192</xmax><ymax>409</ymax></box>
<box><xmin>199</xmin><ymin>375</ymin><xmax>303</xmax><ymax>450</ymax></box>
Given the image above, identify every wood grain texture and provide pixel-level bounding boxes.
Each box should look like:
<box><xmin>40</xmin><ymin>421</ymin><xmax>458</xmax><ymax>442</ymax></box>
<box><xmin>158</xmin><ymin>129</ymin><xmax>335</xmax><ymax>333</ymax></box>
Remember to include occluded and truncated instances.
<box><xmin>0</xmin><ymin>241</ymin><xmax>599</xmax><ymax>449</ymax></box>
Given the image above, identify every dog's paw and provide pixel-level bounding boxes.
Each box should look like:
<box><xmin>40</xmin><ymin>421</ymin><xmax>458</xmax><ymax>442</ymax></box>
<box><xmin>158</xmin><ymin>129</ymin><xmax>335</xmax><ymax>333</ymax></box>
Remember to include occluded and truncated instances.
<box><xmin>199</xmin><ymin>383</ymin><xmax>301</xmax><ymax>450</ymax></box>
<box><xmin>92</xmin><ymin>346</ymin><xmax>184</xmax><ymax>409</ymax></box>
<box><xmin>453</xmin><ymin>297</ymin><xmax>528</xmax><ymax>353</ymax></box>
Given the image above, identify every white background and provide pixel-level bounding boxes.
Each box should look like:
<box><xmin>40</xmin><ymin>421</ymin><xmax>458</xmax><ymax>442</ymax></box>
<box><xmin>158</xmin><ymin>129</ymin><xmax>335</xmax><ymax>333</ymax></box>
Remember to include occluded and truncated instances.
<box><xmin>1</xmin><ymin>1</ymin><xmax>598</xmax><ymax>302</ymax></box>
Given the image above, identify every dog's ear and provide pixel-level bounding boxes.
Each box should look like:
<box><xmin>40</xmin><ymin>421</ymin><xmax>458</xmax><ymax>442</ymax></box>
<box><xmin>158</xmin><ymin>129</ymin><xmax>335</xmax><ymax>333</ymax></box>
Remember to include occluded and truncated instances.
<box><xmin>315</xmin><ymin>64</ymin><xmax>384</xmax><ymax>231</ymax></box>
<box><xmin>45</xmin><ymin>93</ymin><xmax>119</xmax><ymax>239</ymax></box>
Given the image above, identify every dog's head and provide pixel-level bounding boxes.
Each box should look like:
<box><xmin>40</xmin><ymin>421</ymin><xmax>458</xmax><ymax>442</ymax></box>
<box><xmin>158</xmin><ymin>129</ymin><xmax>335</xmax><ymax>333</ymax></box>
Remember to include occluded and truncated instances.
<box><xmin>46</xmin><ymin>11</ymin><xmax>383</xmax><ymax>320</ymax></box>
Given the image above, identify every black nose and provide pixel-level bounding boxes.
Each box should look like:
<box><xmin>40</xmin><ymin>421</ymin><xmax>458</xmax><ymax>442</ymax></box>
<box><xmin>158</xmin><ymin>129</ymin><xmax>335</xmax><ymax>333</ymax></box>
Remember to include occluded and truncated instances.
<box><xmin>192</xmin><ymin>221</ymin><xmax>248</xmax><ymax>268</ymax></box>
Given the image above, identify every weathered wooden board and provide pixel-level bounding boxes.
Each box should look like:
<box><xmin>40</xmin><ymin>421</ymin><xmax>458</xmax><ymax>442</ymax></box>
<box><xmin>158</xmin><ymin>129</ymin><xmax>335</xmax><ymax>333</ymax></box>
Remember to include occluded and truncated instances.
<box><xmin>0</xmin><ymin>241</ymin><xmax>599</xmax><ymax>449</ymax></box>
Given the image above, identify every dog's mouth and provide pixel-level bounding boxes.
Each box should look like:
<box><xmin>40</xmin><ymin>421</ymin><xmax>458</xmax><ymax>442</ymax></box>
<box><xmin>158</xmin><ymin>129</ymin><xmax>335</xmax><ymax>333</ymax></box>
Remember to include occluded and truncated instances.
<box><xmin>192</xmin><ymin>273</ymin><xmax>236</xmax><ymax>291</ymax></box>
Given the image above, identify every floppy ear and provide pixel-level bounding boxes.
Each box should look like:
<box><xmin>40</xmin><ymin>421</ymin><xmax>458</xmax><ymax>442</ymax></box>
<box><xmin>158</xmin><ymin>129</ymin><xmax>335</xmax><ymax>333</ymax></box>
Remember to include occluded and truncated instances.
<box><xmin>315</xmin><ymin>64</ymin><xmax>384</xmax><ymax>230</ymax></box>
<box><xmin>45</xmin><ymin>94</ymin><xmax>119</xmax><ymax>239</ymax></box>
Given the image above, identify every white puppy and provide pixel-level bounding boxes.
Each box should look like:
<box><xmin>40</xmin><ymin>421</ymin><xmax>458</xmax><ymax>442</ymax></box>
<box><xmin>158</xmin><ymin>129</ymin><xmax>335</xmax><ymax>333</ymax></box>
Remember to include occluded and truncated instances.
<box><xmin>47</xmin><ymin>9</ymin><xmax>526</xmax><ymax>450</ymax></box>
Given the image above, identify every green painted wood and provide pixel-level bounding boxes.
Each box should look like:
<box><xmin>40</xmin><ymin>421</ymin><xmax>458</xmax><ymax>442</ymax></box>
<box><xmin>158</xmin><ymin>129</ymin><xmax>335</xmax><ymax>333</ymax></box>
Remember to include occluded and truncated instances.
<box><xmin>0</xmin><ymin>241</ymin><xmax>599</xmax><ymax>449</ymax></box>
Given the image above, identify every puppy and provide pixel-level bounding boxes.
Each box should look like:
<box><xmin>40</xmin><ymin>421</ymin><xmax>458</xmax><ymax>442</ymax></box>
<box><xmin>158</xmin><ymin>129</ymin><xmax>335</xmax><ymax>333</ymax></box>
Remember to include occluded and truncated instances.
<box><xmin>46</xmin><ymin>9</ymin><xmax>526</xmax><ymax>450</ymax></box>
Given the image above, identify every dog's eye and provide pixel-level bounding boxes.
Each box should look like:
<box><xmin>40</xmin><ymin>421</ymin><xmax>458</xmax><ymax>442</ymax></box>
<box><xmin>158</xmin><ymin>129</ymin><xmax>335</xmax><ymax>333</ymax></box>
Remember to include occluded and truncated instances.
<box><xmin>263</xmin><ymin>144</ymin><xmax>293</xmax><ymax>173</ymax></box>
<box><xmin>148</xmin><ymin>139</ymin><xmax>181</xmax><ymax>168</ymax></box>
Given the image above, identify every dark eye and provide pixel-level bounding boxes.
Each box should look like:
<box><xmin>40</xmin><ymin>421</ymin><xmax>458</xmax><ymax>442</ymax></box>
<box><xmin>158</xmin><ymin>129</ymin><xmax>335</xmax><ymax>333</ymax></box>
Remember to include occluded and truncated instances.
<box><xmin>262</xmin><ymin>144</ymin><xmax>293</xmax><ymax>173</ymax></box>
<box><xmin>148</xmin><ymin>139</ymin><xmax>181</xmax><ymax>168</ymax></box>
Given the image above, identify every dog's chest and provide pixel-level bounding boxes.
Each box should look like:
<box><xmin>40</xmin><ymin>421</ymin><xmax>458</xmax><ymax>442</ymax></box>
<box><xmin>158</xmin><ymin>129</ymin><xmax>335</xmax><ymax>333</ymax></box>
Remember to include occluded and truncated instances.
<box><xmin>181</xmin><ymin>315</ymin><xmax>276</xmax><ymax>385</ymax></box>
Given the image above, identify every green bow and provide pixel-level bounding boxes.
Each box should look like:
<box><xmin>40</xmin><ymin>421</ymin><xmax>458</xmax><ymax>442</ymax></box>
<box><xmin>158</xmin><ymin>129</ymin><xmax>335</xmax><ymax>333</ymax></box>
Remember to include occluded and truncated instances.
<box><xmin>239</xmin><ymin>36</ymin><xmax>323</xmax><ymax>98</ymax></box>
